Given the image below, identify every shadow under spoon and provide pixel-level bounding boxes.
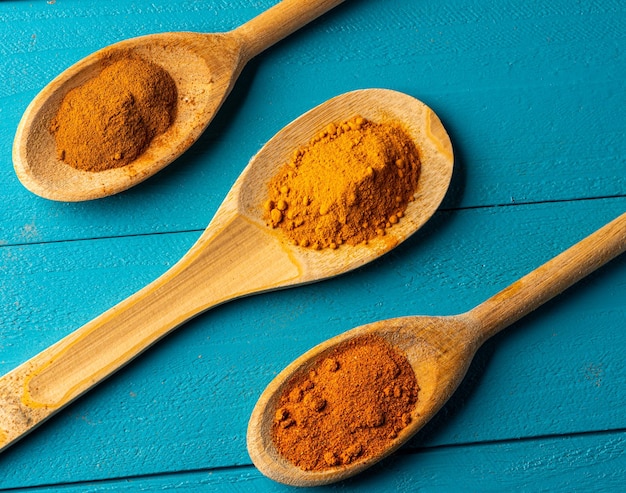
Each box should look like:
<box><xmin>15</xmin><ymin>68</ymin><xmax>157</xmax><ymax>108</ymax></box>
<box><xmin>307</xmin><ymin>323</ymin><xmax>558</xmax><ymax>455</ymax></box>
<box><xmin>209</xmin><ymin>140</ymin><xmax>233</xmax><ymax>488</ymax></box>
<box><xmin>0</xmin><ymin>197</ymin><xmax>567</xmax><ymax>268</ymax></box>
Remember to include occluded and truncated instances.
<box><xmin>13</xmin><ymin>0</ymin><xmax>345</xmax><ymax>201</ymax></box>
<box><xmin>247</xmin><ymin>211</ymin><xmax>626</xmax><ymax>487</ymax></box>
<box><xmin>0</xmin><ymin>89</ymin><xmax>454</xmax><ymax>452</ymax></box>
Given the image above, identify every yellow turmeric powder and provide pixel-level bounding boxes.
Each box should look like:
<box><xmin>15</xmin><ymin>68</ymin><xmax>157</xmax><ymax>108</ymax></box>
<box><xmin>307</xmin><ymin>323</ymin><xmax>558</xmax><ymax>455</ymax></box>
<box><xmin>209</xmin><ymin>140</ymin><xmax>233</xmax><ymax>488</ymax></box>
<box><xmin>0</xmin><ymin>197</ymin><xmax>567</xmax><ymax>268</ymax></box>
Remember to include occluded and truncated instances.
<box><xmin>264</xmin><ymin>116</ymin><xmax>420</xmax><ymax>249</ymax></box>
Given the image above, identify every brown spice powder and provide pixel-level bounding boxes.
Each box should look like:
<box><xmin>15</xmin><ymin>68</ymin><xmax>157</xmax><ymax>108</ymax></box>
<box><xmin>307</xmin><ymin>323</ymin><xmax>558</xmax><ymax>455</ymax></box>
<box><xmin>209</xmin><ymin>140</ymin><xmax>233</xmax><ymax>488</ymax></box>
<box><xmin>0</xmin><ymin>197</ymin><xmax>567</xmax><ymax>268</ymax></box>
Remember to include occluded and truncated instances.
<box><xmin>271</xmin><ymin>334</ymin><xmax>419</xmax><ymax>471</ymax></box>
<box><xmin>50</xmin><ymin>55</ymin><xmax>177</xmax><ymax>172</ymax></box>
<box><xmin>264</xmin><ymin>116</ymin><xmax>420</xmax><ymax>249</ymax></box>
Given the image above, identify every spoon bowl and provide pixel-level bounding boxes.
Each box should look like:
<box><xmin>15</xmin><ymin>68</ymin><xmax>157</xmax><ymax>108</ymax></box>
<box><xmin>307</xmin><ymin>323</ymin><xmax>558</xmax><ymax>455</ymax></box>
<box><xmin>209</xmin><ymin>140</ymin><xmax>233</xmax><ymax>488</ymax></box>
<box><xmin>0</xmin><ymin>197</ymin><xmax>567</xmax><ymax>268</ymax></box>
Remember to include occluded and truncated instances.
<box><xmin>247</xmin><ymin>314</ymin><xmax>476</xmax><ymax>487</ymax></box>
<box><xmin>12</xmin><ymin>0</ymin><xmax>346</xmax><ymax>201</ymax></box>
<box><xmin>237</xmin><ymin>88</ymin><xmax>455</xmax><ymax>274</ymax></box>
<box><xmin>0</xmin><ymin>88</ymin><xmax>453</xmax><ymax>452</ymax></box>
<box><xmin>247</xmin><ymin>212</ymin><xmax>626</xmax><ymax>486</ymax></box>
<box><xmin>13</xmin><ymin>32</ymin><xmax>239</xmax><ymax>201</ymax></box>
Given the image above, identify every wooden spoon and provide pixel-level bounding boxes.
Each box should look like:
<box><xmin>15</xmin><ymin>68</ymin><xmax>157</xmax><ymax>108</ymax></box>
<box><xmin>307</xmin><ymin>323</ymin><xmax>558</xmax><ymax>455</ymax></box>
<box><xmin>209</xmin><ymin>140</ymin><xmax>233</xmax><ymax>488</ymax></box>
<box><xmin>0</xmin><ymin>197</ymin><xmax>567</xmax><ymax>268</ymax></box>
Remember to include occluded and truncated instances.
<box><xmin>247</xmin><ymin>211</ymin><xmax>626</xmax><ymax>487</ymax></box>
<box><xmin>12</xmin><ymin>0</ymin><xmax>345</xmax><ymax>202</ymax></box>
<box><xmin>0</xmin><ymin>89</ymin><xmax>454</xmax><ymax>452</ymax></box>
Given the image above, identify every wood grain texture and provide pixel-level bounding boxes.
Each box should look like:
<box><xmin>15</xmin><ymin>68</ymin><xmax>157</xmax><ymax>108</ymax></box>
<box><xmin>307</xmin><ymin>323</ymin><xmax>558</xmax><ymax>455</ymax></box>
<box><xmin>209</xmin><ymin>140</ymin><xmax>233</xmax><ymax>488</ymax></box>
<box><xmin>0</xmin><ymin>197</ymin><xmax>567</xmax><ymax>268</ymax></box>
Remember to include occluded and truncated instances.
<box><xmin>247</xmin><ymin>212</ymin><xmax>625</xmax><ymax>486</ymax></box>
<box><xmin>12</xmin><ymin>0</ymin><xmax>345</xmax><ymax>201</ymax></box>
<box><xmin>1</xmin><ymin>0</ymin><xmax>624</xmax><ymax>244</ymax></box>
<box><xmin>1</xmin><ymin>88</ymin><xmax>453</xmax><ymax>456</ymax></box>
<box><xmin>7</xmin><ymin>432</ymin><xmax>624</xmax><ymax>492</ymax></box>
<box><xmin>0</xmin><ymin>0</ymin><xmax>624</xmax><ymax>490</ymax></box>
<box><xmin>1</xmin><ymin>199</ymin><xmax>624</xmax><ymax>489</ymax></box>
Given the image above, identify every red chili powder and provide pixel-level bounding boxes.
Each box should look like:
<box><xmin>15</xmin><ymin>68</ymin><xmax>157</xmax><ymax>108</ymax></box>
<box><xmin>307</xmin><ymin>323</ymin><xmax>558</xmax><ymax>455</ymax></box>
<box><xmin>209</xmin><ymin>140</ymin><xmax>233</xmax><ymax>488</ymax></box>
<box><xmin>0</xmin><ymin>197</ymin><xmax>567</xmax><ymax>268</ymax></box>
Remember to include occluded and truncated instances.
<box><xmin>271</xmin><ymin>334</ymin><xmax>419</xmax><ymax>471</ymax></box>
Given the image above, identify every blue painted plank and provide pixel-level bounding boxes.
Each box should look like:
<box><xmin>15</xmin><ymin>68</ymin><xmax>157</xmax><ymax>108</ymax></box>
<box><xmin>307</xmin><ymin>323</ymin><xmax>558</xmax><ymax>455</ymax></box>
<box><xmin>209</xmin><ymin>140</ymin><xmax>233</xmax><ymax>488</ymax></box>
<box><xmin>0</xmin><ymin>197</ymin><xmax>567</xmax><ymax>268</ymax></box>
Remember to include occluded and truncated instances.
<box><xmin>7</xmin><ymin>431</ymin><xmax>625</xmax><ymax>492</ymax></box>
<box><xmin>0</xmin><ymin>198</ymin><xmax>624</xmax><ymax>489</ymax></box>
<box><xmin>1</xmin><ymin>0</ymin><xmax>625</xmax><ymax>491</ymax></box>
<box><xmin>0</xmin><ymin>0</ymin><xmax>624</xmax><ymax>245</ymax></box>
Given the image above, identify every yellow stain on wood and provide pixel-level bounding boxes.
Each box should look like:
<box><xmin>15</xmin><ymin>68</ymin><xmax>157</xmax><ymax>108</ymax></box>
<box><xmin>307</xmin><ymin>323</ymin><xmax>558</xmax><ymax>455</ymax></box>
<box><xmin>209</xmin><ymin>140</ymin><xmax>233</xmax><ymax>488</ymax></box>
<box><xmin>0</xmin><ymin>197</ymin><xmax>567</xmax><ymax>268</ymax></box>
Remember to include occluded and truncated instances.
<box><xmin>426</xmin><ymin>109</ymin><xmax>453</xmax><ymax>161</ymax></box>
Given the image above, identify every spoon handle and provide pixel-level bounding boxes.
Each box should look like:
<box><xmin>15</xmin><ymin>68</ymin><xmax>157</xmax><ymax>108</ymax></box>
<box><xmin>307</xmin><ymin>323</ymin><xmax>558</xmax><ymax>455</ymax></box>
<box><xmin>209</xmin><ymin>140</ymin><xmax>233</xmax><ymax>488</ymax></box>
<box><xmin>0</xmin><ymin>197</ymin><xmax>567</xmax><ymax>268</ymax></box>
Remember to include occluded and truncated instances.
<box><xmin>233</xmin><ymin>0</ymin><xmax>345</xmax><ymax>60</ymax></box>
<box><xmin>0</xmin><ymin>214</ymin><xmax>299</xmax><ymax>453</ymax></box>
<box><xmin>468</xmin><ymin>212</ymin><xmax>626</xmax><ymax>341</ymax></box>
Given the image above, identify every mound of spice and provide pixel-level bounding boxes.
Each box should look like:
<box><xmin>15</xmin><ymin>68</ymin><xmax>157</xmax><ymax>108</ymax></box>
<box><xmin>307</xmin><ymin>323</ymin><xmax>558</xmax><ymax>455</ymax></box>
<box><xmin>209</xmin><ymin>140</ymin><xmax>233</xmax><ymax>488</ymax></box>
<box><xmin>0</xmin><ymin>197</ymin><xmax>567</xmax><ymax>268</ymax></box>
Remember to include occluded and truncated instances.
<box><xmin>264</xmin><ymin>116</ymin><xmax>420</xmax><ymax>249</ymax></box>
<box><xmin>50</xmin><ymin>55</ymin><xmax>177</xmax><ymax>172</ymax></box>
<box><xmin>272</xmin><ymin>334</ymin><xmax>419</xmax><ymax>471</ymax></box>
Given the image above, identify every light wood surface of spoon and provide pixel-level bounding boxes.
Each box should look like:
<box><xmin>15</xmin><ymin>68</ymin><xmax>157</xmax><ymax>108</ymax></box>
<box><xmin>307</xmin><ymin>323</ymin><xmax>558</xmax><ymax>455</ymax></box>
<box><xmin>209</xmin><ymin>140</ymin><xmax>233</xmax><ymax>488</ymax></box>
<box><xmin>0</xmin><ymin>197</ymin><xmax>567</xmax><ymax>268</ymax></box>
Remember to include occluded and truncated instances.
<box><xmin>12</xmin><ymin>0</ymin><xmax>345</xmax><ymax>202</ymax></box>
<box><xmin>247</xmin><ymin>211</ymin><xmax>626</xmax><ymax>487</ymax></box>
<box><xmin>0</xmin><ymin>89</ymin><xmax>453</xmax><ymax>452</ymax></box>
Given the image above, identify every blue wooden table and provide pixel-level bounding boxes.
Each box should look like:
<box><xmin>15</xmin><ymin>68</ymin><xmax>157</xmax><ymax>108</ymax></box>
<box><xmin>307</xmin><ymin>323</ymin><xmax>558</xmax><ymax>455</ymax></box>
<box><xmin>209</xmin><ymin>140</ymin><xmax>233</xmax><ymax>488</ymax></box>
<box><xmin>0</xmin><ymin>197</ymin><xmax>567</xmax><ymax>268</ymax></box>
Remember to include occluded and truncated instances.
<box><xmin>1</xmin><ymin>1</ymin><xmax>624</xmax><ymax>491</ymax></box>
